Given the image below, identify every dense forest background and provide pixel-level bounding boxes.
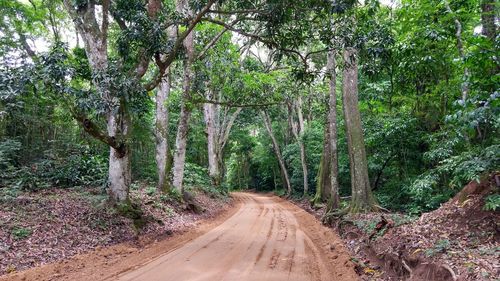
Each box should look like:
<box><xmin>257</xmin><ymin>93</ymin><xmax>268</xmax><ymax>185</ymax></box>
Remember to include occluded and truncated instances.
<box><xmin>0</xmin><ymin>0</ymin><xmax>498</xmax><ymax>215</ymax></box>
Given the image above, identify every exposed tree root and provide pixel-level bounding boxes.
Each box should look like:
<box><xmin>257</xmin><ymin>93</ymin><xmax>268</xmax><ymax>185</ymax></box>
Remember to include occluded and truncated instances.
<box><xmin>402</xmin><ymin>259</ymin><xmax>413</xmax><ymax>279</ymax></box>
<box><xmin>321</xmin><ymin>207</ymin><xmax>349</xmax><ymax>225</ymax></box>
<box><xmin>182</xmin><ymin>190</ymin><xmax>204</xmax><ymax>214</ymax></box>
<box><xmin>441</xmin><ymin>264</ymin><xmax>457</xmax><ymax>281</ymax></box>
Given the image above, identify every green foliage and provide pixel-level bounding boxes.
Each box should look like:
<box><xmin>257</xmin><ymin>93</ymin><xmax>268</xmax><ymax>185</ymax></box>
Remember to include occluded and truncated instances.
<box><xmin>0</xmin><ymin>139</ymin><xmax>21</xmax><ymax>172</ymax></box>
<box><xmin>11</xmin><ymin>227</ymin><xmax>32</xmax><ymax>240</ymax></box>
<box><xmin>0</xmin><ymin>143</ymin><xmax>108</xmax><ymax>191</ymax></box>
<box><xmin>145</xmin><ymin>186</ymin><xmax>157</xmax><ymax>197</ymax></box>
<box><xmin>166</xmin><ymin>188</ymin><xmax>182</xmax><ymax>202</ymax></box>
<box><xmin>484</xmin><ymin>194</ymin><xmax>500</xmax><ymax>212</ymax></box>
<box><xmin>184</xmin><ymin>163</ymin><xmax>211</xmax><ymax>187</ymax></box>
<box><xmin>425</xmin><ymin>239</ymin><xmax>451</xmax><ymax>257</ymax></box>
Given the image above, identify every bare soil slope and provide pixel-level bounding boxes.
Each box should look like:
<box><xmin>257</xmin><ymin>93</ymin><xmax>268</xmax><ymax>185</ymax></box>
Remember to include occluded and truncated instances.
<box><xmin>0</xmin><ymin>185</ymin><xmax>231</xmax><ymax>276</ymax></box>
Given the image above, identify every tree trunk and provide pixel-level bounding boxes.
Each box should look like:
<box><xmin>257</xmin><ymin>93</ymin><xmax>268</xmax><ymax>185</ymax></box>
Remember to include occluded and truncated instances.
<box><xmin>296</xmin><ymin>97</ymin><xmax>309</xmax><ymax>196</ymax></box>
<box><xmin>170</xmin><ymin>29</ymin><xmax>194</xmax><ymax>192</ymax></box>
<box><xmin>63</xmin><ymin>0</ymin><xmax>131</xmax><ymax>203</ymax></box>
<box><xmin>327</xmin><ymin>50</ymin><xmax>340</xmax><ymax>210</ymax></box>
<box><xmin>342</xmin><ymin>48</ymin><xmax>377</xmax><ymax>213</ymax></box>
<box><xmin>203</xmin><ymin>90</ymin><xmax>220</xmax><ymax>186</ymax></box>
<box><xmin>261</xmin><ymin>111</ymin><xmax>292</xmax><ymax>196</ymax></box>
<box><xmin>312</xmin><ymin>125</ymin><xmax>332</xmax><ymax>206</ymax></box>
<box><xmin>217</xmin><ymin>107</ymin><xmax>241</xmax><ymax>184</ymax></box>
<box><xmin>444</xmin><ymin>0</ymin><xmax>470</xmax><ymax>102</ymax></box>
<box><xmin>481</xmin><ymin>0</ymin><xmax>498</xmax><ymax>41</ymax></box>
<box><xmin>107</xmin><ymin>109</ymin><xmax>131</xmax><ymax>202</ymax></box>
<box><xmin>156</xmin><ymin>72</ymin><xmax>171</xmax><ymax>192</ymax></box>
<box><xmin>290</xmin><ymin>97</ymin><xmax>309</xmax><ymax>196</ymax></box>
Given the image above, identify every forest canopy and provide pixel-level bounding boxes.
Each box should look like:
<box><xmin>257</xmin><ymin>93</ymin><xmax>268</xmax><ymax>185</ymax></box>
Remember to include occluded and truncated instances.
<box><xmin>0</xmin><ymin>0</ymin><xmax>498</xmax><ymax>215</ymax></box>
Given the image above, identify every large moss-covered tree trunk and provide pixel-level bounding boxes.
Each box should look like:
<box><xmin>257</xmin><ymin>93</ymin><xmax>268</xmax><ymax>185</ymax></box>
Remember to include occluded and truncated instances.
<box><xmin>342</xmin><ymin>48</ymin><xmax>377</xmax><ymax>213</ymax></box>
<box><xmin>327</xmin><ymin>50</ymin><xmax>340</xmax><ymax>210</ymax></box>
<box><xmin>107</xmin><ymin>110</ymin><xmax>131</xmax><ymax>202</ymax></box>
<box><xmin>312</xmin><ymin>126</ymin><xmax>332</xmax><ymax>206</ymax></box>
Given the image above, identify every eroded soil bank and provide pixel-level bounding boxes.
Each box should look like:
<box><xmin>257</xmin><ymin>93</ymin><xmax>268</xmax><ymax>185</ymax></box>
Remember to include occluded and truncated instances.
<box><xmin>294</xmin><ymin>174</ymin><xmax>499</xmax><ymax>281</ymax></box>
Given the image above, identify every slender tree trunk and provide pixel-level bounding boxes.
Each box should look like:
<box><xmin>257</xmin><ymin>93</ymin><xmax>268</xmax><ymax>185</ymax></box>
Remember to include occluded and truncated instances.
<box><xmin>203</xmin><ymin>90</ymin><xmax>219</xmax><ymax>185</ymax></box>
<box><xmin>170</xmin><ymin>29</ymin><xmax>194</xmax><ymax>192</ymax></box>
<box><xmin>290</xmin><ymin>97</ymin><xmax>309</xmax><ymax>196</ymax></box>
<box><xmin>215</xmin><ymin>107</ymin><xmax>242</xmax><ymax>185</ymax></box>
<box><xmin>342</xmin><ymin>48</ymin><xmax>376</xmax><ymax>213</ymax></box>
<box><xmin>261</xmin><ymin>111</ymin><xmax>292</xmax><ymax>196</ymax></box>
<box><xmin>156</xmin><ymin>72</ymin><xmax>171</xmax><ymax>192</ymax></box>
<box><xmin>327</xmin><ymin>50</ymin><xmax>340</xmax><ymax>210</ymax></box>
<box><xmin>444</xmin><ymin>0</ymin><xmax>470</xmax><ymax>102</ymax></box>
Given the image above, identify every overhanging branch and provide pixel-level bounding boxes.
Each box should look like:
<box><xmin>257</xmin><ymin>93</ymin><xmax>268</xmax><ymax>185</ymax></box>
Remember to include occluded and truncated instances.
<box><xmin>194</xmin><ymin>98</ymin><xmax>283</xmax><ymax>108</ymax></box>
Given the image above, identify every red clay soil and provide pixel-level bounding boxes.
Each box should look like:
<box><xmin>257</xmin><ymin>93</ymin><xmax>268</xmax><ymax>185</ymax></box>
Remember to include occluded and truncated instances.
<box><xmin>370</xmin><ymin>174</ymin><xmax>499</xmax><ymax>281</ymax></box>
<box><xmin>0</xmin><ymin>185</ymin><xmax>231</xmax><ymax>276</ymax></box>
<box><xmin>1</xmin><ymin>192</ymin><xmax>358</xmax><ymax>281</ymax></box>
<box><xmin>295</xmin><ymin>173</ymin><xmax>500</xmax><ymax>281</ymax></box>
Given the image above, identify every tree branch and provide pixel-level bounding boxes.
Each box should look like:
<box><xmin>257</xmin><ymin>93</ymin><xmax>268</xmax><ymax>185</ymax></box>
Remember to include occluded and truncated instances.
<box><xmin>194</xmin><ymin>98</ymin><xmax>282</xmax><ymax>108</ymax></box>
<box><xmin>195</xmin><ymin>18</ymin><xmax>241</xmax><ymax>61</ymax></box>
<box><xmin>208</xmin><ymin>9</ymin><xmax>267</xmax><ymax>15</ymax></box>
<box><xmin>144</xmin><ymin>0</ymin><xmax>217</xmax><ymax>91</ymax></box>
<box><xmin>72</xmin><ymin>112</ymin><xmax>124</xmax><ymax>153</ymax></box>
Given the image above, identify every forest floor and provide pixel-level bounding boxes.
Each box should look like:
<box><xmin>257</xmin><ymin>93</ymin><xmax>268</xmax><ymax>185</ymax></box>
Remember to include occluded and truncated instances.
<box><xmin>0</xmin><ymin>183</ymin><xmax>231</xmax><ymax>277</ymax></box>
<box><xmin>0</xmin><ymin>192</ymin><xmax>358</xmax><ymax>281</ymax></box>
<box><xmin>294</xmin><ymin>174</ymin><xmax>500</xmax><ymax>281</ymax></box>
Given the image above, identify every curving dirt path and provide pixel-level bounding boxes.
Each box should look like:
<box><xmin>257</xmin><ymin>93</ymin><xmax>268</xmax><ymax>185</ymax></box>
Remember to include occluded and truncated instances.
<box><xmin>1</xmin><ymin>192</ymin><xmax>357</xmax><ymax>281</ymax></box>
<box><xmin>114</xmin><ymin>193</ymin><xmax>357</xmax><ymax>281</ymax></box>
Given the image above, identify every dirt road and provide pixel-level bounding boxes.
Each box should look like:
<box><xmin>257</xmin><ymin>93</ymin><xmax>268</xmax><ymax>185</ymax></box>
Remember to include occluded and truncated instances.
<box><xmin>1</xmin><ymin>193</ymin><xmax>357</xmax><ymax>281</ymax></box>
<box><xmin>114</xmin><ymin>193</ymin><xmax>357</xmax><ymax>281</ymax></box>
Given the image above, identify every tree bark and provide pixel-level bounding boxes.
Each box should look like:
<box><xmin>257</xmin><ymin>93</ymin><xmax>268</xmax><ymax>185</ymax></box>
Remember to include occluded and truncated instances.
<box><xmin>296</xmin><ymin>97</ymin><xmax>309</xmax><ymax>196</ymax></box>
<box><xmin>203</xmin><ymin>90</ymin><xmax>241</xmax><ymax>186</ymax></box>
<box><xmin>444</xmin><ymin>0</ymin><xmax>470</xmax><ymax>102</ymax></box>
<box><xmin>156</xmin><ymin>72</ymin><xmax>171</xmax><ymax>192</ymax></box>
<box><xmin>342</xmin><ymin>48</ymin><xmax>377</xmax><ymax>213</ymax></box>
<box><xmin>480</xmin><ymin>0</ymin><xmax>498</xmax><ymax>41</ymax></box>
<box><xmin>107</xmin><ymin>109</ymin><xmax>131</xmax><ymax>202</ymax></box>
<box><xmin>327</xmin><ymin>50</ymin><xmax>340</xmax><ymax>210</ymax></box>
<box><xmin>63</xmin><ymin>0</ymin><xmax>130</xmax><ymax>202</ymax></box>
<box><xmin>312</xmin><ymin>125</ymin><xmax>332</xmax><ymax>206</ymax></box>
<box><xmin>217</xmin><ymin>107</ymin><xmax>241</xmax><ymax>181</ymax></box>
<box><xmin>203</xmin><ymin>89</ymin><xmax>219</xmax><ymax>185</ymax></box>
<box><xmin>290</xmin><ymin>97</ymin><xmax>309</xmax><ymax>196</ymax></box>
<box><xmin>262</xmin><ymin>111</ymin><xmax>292</xmax><ymax>196</ymax></box>
<box><xmin>170</xmin><ymin>24</ymin><xmax>194</xmax><ymax>192</ymax></box>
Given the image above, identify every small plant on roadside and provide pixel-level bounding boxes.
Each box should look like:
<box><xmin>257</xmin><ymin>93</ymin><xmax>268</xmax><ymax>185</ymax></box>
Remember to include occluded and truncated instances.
<box><xmin>145</xmin><ymin>186</ymin><xmax>157</xmax><ymax>197</ymax></box>
<box><xmin>164</xmin><ymin>206</ymin><xmax>175</xmax><ymax>217</ymax></box>
<box><xmin>11</xmin><ymin>227</ymin><xmax>32</xmax><ymax>240</ymax></box>
<box><xmin>168</xmin><ymin>188</ymin><xmax>182</xmax><ymax>201</ymax></box>
<box><xmin>130</xmin><ymin>182</ymin><xmax>140</xmax><ymax>191</ymax></box>
<box><xmin>353</xmin><ymin>218</ymin><xmax>378</xmax><ymax>234</ymax></box>
<box><xmin>425</xmin><ymin>239</ymin><xmax>451</xmax><ymax>257</ymax></box>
